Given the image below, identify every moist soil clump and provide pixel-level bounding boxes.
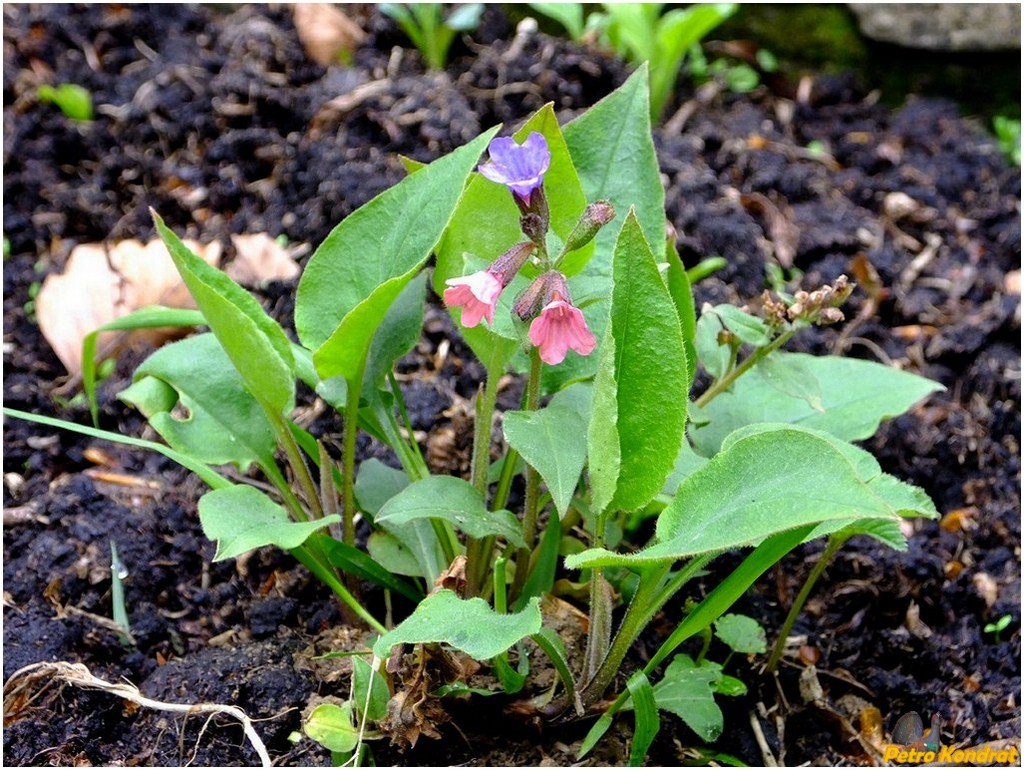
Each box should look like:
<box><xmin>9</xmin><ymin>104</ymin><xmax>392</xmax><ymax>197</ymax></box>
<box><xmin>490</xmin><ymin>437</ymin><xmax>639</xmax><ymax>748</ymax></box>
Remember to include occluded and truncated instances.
<box><xmin>3</xmin><ymin>5</ymin><xmax>1019</xmax><ymax>766</ymax></box>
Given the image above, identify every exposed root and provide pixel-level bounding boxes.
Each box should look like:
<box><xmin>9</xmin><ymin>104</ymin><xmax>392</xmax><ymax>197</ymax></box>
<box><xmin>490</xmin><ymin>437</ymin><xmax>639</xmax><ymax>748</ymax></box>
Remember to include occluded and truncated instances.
<box><xmin>3</xmin><ymin>661</ymin><xmax>272</xmax><ymax>767</ymax></box>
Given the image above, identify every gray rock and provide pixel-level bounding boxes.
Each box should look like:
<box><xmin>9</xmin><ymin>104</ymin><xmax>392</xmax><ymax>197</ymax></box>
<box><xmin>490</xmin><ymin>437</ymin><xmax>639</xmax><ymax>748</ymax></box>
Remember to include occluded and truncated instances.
<box><xmin>848</xmin><ymin>3</ymin><xmax>1021</xmax><ymax>51</ymax></box>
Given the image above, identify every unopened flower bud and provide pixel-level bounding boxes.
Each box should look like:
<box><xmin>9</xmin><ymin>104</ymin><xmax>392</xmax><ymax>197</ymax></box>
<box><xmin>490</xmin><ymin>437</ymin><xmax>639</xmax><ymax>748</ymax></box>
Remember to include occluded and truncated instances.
<box><xmin>490</xmin><ymin>242</ymin><xmax>535</xmax><ymax>287</ymax></box>
<box><xmin>562</xmin><ymin>200</ymin><xmax>616</xmax><ymax>254</ymax></box>
<box><xmin>520</xmin><ymin>213</ymin><xmax>546</xmax><ymax>245</ymax></box>
<box><xmin>819</xmin><ymin>307</ymin><xmax>845</xmax><ymax>324</ymax></box>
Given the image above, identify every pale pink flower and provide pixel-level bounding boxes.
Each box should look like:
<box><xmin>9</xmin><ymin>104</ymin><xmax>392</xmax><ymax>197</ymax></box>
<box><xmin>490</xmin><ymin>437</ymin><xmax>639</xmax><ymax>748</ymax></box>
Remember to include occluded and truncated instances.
<box><xmin>443</xmin><ymin>270</ymin><xmax>503</xmax><ymax>328</ymax></box>
<box><xmin>528</xmin><ymin>296</ymin><xmax>597</xmax><ymax>365</ymax></box>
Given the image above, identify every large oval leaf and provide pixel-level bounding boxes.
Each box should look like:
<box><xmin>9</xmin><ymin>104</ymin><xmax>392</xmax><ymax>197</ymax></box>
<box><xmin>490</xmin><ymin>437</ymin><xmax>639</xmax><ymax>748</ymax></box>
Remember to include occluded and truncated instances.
<box><xmin>199</xmin><ymin>485</ymin><xmax>340</xmax><ymax>561</ymax></box>
<box><xmin>152</xmin><ymin>213</ymin><xmax>295</xmax><ymax>415</ymax></box>
<box><xmin>375</xmin><ymin>475</ymin><xmax>524</xmax><ymax>547</ymax></box>
<box><xmin>372</xmin><ymin>590</ymin><xmax>542</xmax><ymax>660</ymax></box>
<box><xmin>587</xmin><ymin>210</ymin><xmax>688</xmax><ymax>514</ymax></box>
<box><xmin>690</xmin><ymin>352</ymin><xmax>945</xmax><ymax>455</ymax></box>
<box><xmin>503</xmin><ymin>403</ymin><xmax>587</xmax><ymax>519</ymax></box>
<box><xmin>119</xmin><ymin>333</ymin><xmax>276</xmax><ymax>471</ymax></box>
<box><xmin>296</xmin><ymin>128</ymin><xmax>499</xmax><ymax>381</ymax></box>
<box><xmin>567</xmin><ymin>424</ymin><xmax>937</xmax><ymax>570</ymax></box>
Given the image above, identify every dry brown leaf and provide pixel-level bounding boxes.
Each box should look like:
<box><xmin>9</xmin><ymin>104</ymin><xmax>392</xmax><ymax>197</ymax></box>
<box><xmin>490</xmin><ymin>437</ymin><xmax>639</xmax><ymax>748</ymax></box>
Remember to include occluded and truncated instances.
<box><xmin>293</xmin><ymin>3</ymin><xmax>365</xmax><ymax>66</ymax></box>
<box><xmin>226</xmin><ymin>233</ymin><xmax>300</xmax><ymax>286</ymax></box>
<box><xmin>36</xmin><ymin>238</ymin><xmax>221</xmax><ymax>375</ymax></box>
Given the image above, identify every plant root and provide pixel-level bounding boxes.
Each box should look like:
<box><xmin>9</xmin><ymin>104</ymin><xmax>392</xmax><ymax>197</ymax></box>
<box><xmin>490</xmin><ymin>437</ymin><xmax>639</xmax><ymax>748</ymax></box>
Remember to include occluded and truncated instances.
<box><xmin>3</xmin><ymin>660</ymin><xmax>272</xmax><ymax>767</ymax></box>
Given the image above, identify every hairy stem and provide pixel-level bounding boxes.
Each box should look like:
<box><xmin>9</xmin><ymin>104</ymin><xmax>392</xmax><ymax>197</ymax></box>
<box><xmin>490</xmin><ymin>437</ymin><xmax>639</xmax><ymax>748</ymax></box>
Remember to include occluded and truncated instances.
<box><xmin>765</xmin><ymin>533</ymin><xmax>848</xmax><ymax>673</ymax></box>
<box><xmin>269</xmin><ymin>412</ymin><xmax>324</xmax><ymax>522</ymax></box>
<box><xmin>512</xmin><ymin>349</ymin><xmax>543</xmax><ymax>597</ymax></box>
<box><xmin>695</xmin><ymin>329</ymin><xmax>796</xmax><ymax>408</ymax></box>
<box><xmin>342</xmin><ymin>355</ymin><xmax>369</xmax><ymax>546</ymax></box>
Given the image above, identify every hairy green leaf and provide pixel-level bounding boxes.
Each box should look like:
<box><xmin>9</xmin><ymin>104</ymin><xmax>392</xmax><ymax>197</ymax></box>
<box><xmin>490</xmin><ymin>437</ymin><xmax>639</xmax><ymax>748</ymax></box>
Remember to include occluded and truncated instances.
<box><xmin>152</xmin><ymin>212</ymin><xmax>294</xmax><ymax>415</ymax></box>
<box><xmin>297</xmin><ymin>128</ymin><xmax>498</xmax><ymax>380</ymax></box>
<box><xmin>690</xmin><ymin>352</ymin><xmax>945</xmax><ymax>455</ymax></box>
<box><xmin>199</xmin><ymin>485</ymin><xmax>339</xmax><ymax>561</ymax></box>
<box><xmin>372</xmin><ymin>590</ymin><xmax>542</xmax><ymax>659</ymax></box>
<box><xmin>376</xmin><ymin>475</ymin><xmax>524</xmax><ymax>546</ymax></box>
<box><xmin>587</xmin><ymin>210</ymin><xmax>688</xmax><ymax>514</ymax></box>
<box><xmin>567</xmin><ymin>425</ymin><xmax>935</xmax><ymax>570</ymax></box>
<box><xmin>503</xmin><ymin>404</ymin><xmax>587</xmax><ymax>519</ymax></box>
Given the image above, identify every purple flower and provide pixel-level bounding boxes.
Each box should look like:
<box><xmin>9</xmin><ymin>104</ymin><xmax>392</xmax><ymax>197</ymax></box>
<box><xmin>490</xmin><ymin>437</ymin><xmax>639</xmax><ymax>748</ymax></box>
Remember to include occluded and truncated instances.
<box><xmin>478</xmin><ymin>132</ymin><xmax>551</xmax><ymax>204</ymax></box>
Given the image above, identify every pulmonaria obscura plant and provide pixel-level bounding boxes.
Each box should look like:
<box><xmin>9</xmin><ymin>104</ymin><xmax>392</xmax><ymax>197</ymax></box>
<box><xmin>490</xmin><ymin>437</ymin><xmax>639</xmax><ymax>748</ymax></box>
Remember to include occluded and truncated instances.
<box><xmin>7</xmin><ymin>66</ymin><xmax>945</xmax><ymax>764</ymax></box>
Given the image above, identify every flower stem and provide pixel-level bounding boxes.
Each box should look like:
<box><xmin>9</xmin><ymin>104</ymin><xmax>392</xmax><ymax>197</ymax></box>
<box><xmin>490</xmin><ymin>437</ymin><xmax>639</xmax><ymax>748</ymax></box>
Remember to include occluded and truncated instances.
<box><xmin>765</xmin><ymin>533</ymin><xmax>848</xmax><ymax>673</ymax></box>
<box><xmin>694</xmin><ymin>329</ymin><xmax>796</xmax><ymax>408</ymax></box>
<box><xmin>512</xmin><ymin>348</ymin><xmax>543</xmax><ymax>597</ymax></box>
<box><xmin>342</xmin><ymin>354</ymin><xmax>369</xmax><ymax>546</ymax></box>
<box><xmin>466</xmin><ymin>363</ymin><xmax>502</xmax><ymax>596</ymax></box>
<box><xmin>268</xmin><ymin>412</ymin><xmax>324</xmax><ymax>522</ymax></box>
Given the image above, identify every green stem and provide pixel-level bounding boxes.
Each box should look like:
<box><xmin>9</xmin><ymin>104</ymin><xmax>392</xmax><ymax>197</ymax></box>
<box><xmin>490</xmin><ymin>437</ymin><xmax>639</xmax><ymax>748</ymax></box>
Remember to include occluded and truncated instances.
<box><xmin>466</xmin><ymin>364</ymin><xmax>503</xmax><ymax>596</ymax></box>
<box><xmin>512</xmin><ymin>349</ymin><xmax>543</xmax><ymax>597</ymax></box>
<box><xmin>491</xmin><ymin>447</ymin><xmax>520</xmax><ymax>512</ymax></box>
<box><xmin>291</xmin><ymin>545</ymin><xmax>385</xmax><ymax>635</ymax></box>
<box><xmin>388</xmin><ymin>371</ymin><xmax>428</xmax><ymax>478</ymax></box>
<box><xmin>268</xmin><ymin>412</ymin><xmax>324</xmax><ymax>522</ymax></box>
<box><xmin>694</xmin><ymin>329</ymin><xmax>796</xmax><ymax>408</ymax></box>
<box><xmin>765</xmin><ymin>533</ymin><xmax>848</xmax><ymax>673</ymax></box>
<box><xmin>342</xmin><ymin>355</ymin><xmax>369</xmax><ymax>546</ymax></box>
<box><xmin>577</xmin><ymin>563</ymin><xmax>672</xmax><ymax>708</ymax></box>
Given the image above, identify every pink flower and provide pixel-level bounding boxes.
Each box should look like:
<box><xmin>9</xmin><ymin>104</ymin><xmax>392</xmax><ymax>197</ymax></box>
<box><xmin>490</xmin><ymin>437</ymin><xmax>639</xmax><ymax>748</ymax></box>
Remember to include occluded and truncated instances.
<box><xmin>528</xmin><ymin>295</ymin><xmax>597</xmax><ymax>365</ymax></box>
<box><xmin>443</xmin><ymin>270</ymin><xmax>503</xmax><ymax>328</ymax></box>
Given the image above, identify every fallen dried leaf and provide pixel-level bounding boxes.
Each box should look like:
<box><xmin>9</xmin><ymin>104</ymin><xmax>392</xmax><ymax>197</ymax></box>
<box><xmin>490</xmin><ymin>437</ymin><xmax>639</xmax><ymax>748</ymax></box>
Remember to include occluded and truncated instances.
<box><xmin>226</xmin><ymin>233</ymin><xmax>301</xmax><ymax>286</ymax></box>
<box><xmin>972</xmin><ymin>572</ymin><xmax>999</xmax><ymax>609</ymax></box>
<box><xmin>293</xmin><ymin>3</ymin><xmax>365</xmax><ymax>66</ymax></box>
<box><xmin>36</xmin><ymin>238</ymin><xmax>221</xmax><ymax>375</ymax></box>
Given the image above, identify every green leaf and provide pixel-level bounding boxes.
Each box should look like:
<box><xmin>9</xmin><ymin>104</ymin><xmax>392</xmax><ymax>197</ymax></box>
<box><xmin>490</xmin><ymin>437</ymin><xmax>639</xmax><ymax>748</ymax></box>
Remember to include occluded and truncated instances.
<box><xmin>690</xmin><ymin>352</ymin><xmax>945</xmax><ymax>455</ymax></box>
<box><xmin>309</xmin><ymin>533</ymin><xmax>422</xmax><ymax>602</ymax></box>
<box><xmin>587</xmin><ymin>210</ymin><xmax>688</xmax><ymax>514</ymax></box>
<box><xmin>356</xmin><ymin>459</ymin><xmax>445</xmax><ymax>582</ymax></box>
<box><xmin>363</xmin><ymin>272</ymin><xmax>426</xmax><ymax>389</ymax></box>
<box><xmin>694</xmin><ymin>311</ymin><xmax>730</xmax><ymax>380</ymax></box>
<box><xmin>119</xmin><ymin>333</ymin><xmax>277</xmax><ymax>472</ymax></box>
<box><xmin>355</xmin><ymin>459</ymin><xmax>411</xmax><ymax>516</ymax></box>
<box><xmin>296</xmin><ymin>127</ymin><xmax>499</xmax><ymax>380</ymax></box>
<box><xmin>198</xmin><ymin>485</ymin><xmax>340</xmax><ymax>561</ymax></box>
<box><xmin>3</xmin><ymin>407</ymin><xmax>230</xmax><ymax>491</ymax></box>
<box><xmin>649</xmin><ymin>4</ymin><xmax>737</xmax><ymax>119</ymax></box>
<box><xmin>662</xmin><ymin>438</ymin><xmax>709</xmax><ymax>497</ymax></box>
<box><xmin>653</xmin><ymin>655</ymin><xmax>724</xmax><ymax>742</ymax></box>
<box><xmin>553</xmin><ymin>65</ymin><xmax>664</xmax><ymax>389</ymax></box>
<box><xmin>304</xmin><ymin>702</ymin><xmax>358</xmax><ymax>753</ymax></box>
<box><xmin>37</xmin><ymin>83</ymin><xmax>93</xmax><ymax>121</ymax></box>
<box><xmin>514</xmin><ymin>514</ymin><xmax>561</xmax><ymax>611</ymax></box>
<box><xmin>352</xmin><ymin>657</ymin><xmax>389</xmax><ymax>723</ymax></box>
<box><xmin>531</xmin><ymin>627</ymin><xmax>578</xmax><ymax>709</ymax></box>
<box><xmin>627</xmin><ymin>671</ymin><xmax>660</xmax><ymax>767</ymax></box>
<box><xmin>503</xmin><ymin>404</ymin><xmax>586</xmax><ymax>519</ymax></box>
<box><xmin>529</xmin><ymin>2</ymin><xmax>585</xmax><ymax>39</ymax></box>
<box><xmin>756</xmin><ymin>353</ymin><xmax>824</xmax><ymax>412</ymax></box>
<box><xmin>714</xmin><ymin>674</ymin><xmax>747</xmax><ymax>697</ymax></box>
<box><xmin>713</xmin><ymin>613</ymin><xmax>767</xmax><ymax>654</ymax></box>
<box><xmin>445</xmin><ymin>2</ymin><xmax>483</xmax><ymax>31</ymax></box>
<box><xmin>372</xmin><ymin>590</ymin><xmax>542</xmax><ymax>659</ymax></box>
<box><xmin>665</xmin><ymin>239</ymin><xmax>697</xmax><ymax>390</ymax></box>
<box><xmin>152</xmin><ymin>212</ymin><xmax>295</xmax><ymax>415</ymax></box>
<box><xmin>376</xmin><ymin>475</ymin><xmax>524</xmax><ymax>546</ymax></box>
<box><xmin>712</xmin><ymin>304</ymin><xmax>771</xmax><ymax>346</ymax></box>
<box><xmin>82</xmin><ymin>306</ymin><xmax>206</xmax><ymax>426</ymax></box>
<box><xmin>566</xmin><ymin>425</ymin><xmax>935</xmax><ymax>570</ymax></box>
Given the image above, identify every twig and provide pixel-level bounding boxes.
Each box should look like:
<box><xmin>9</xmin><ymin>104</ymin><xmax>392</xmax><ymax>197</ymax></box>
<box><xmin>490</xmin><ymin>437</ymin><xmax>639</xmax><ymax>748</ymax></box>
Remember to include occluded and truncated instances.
<box><xmin>3</xmin><ymin>661</ymin><xmax>272</xmax><ymax>767</ymax></box>
<box><xmin>749</xmin><ymin>709</ymin><xmax>778</xmax><ymax>767</ymax></box>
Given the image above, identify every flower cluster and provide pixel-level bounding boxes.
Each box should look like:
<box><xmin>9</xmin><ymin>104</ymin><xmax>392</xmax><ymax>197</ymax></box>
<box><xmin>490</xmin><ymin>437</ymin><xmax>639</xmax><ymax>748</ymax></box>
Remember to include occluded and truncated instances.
<box><xmin>444</xmin><ymin>132</ymin><xmax>612</xmax><ymax>366</ymax></box>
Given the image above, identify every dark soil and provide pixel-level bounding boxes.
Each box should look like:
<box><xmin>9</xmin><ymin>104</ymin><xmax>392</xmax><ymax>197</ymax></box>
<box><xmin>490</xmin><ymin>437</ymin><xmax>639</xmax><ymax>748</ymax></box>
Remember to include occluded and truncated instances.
<box><xmin>3</xmin><ymin>4</ymin><xmax>1020</xmax><ymax>767</ymax></box>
